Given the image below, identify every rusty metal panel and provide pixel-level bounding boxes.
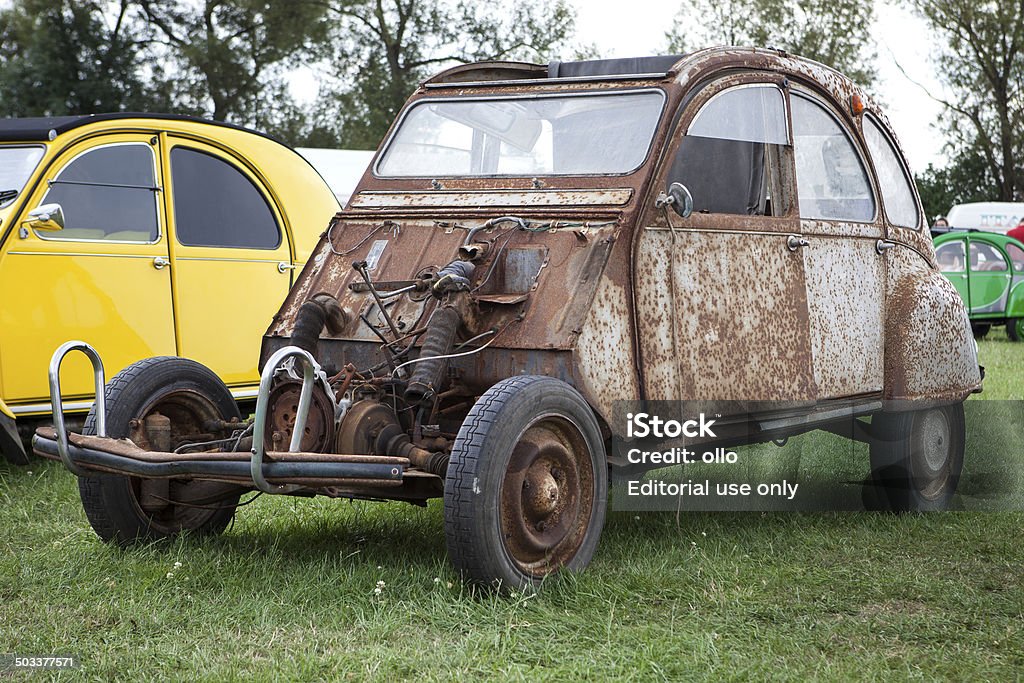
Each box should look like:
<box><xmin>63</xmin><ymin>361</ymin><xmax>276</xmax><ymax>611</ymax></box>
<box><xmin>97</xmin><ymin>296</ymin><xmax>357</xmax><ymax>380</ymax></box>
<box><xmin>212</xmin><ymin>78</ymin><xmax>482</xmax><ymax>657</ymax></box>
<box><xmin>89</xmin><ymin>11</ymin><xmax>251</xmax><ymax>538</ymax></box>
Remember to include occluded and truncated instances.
<box><xmin>884</xmin><ymin>247</ymin><xmax>981</xmax><ymax>402</ymax></box>
<box><xmin>634</xmin><ymin>227</ymin><xmax>817</xmax><ymax>402</ymax></box>
<box><xmin>802</xmin><ymin>234</ymin><xmax>885</xmax><ymax>398</ymax></box>
<box><xmin>268</xmin><ymin>216</ymin><xmax>622</xmax><ymax>354</ymax></box>
<box><xmin>349</xmin><ymin>189</ymin><xmax>634</xmax><ymax>208</ymax></box>
<box><xmin>573</xmin><ymin>272</ymin><xmax>640</xmax><ymax>426</ymax></box>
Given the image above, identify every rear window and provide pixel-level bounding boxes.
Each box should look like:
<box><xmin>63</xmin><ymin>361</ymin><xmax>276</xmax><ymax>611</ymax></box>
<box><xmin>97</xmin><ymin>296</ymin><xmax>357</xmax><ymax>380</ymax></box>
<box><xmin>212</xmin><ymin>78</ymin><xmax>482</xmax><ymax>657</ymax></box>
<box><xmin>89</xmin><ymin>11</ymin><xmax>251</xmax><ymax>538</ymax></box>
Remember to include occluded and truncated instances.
<box><xmin>170</xmin><ymin>147</ymin><xmax>281</xmax><ymax>249</ymax></box>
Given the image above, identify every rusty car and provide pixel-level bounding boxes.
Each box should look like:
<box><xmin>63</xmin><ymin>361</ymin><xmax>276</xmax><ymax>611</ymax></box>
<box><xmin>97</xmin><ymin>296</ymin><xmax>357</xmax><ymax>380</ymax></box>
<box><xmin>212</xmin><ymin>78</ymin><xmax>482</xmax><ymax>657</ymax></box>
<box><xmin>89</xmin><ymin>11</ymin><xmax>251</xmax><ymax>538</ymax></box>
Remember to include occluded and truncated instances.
<box><xmin>32</xmin><ymin>48</ymin><xmax>982</xmax><ymax>591</ymax></box>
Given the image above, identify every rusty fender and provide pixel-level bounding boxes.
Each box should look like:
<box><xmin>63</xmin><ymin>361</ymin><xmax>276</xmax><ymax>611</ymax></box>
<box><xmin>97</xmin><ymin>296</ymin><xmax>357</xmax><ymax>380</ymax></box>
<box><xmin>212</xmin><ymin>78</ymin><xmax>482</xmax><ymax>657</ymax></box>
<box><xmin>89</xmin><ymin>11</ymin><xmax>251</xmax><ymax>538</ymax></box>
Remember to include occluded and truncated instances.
<box><xmin>884</xmin><ymin>260</ymin><xmax>981</xmax><ymax>404</ymax></box>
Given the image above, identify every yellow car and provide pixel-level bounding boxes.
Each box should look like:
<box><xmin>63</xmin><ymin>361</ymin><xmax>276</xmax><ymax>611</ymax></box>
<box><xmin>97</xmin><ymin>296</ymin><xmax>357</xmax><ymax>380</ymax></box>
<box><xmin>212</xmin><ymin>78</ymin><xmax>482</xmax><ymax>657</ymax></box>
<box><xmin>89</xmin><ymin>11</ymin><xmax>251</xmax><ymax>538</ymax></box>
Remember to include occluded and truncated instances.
<box><xmin>0</xmin><ymin>114</ymin><xmax>340</xmax><ymax>462</ymax></box>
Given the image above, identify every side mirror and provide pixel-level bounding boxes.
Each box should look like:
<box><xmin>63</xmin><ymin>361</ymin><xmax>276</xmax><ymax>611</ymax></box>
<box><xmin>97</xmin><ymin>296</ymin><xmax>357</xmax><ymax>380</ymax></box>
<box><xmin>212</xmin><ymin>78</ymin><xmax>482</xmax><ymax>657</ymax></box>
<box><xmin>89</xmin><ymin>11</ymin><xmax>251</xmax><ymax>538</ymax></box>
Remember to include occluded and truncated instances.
<box><xmin>23</xmin><ymin>203</ymin><xmax>65</xmax><ymax>232</ymax></box>
<box><xmin>666</xmin><ymin>182</ymin><xmax>693</xmax><ymax>219</ymax></box>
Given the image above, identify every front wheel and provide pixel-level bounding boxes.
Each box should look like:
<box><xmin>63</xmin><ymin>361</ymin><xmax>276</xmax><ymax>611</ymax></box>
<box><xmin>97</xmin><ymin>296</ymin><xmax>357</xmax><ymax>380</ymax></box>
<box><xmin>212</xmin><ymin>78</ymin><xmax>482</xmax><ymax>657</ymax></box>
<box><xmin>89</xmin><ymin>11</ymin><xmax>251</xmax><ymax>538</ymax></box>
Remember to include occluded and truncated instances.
<box><xmin>1007</xmin><ymin>318</ymin><xmax>1024</xmax><ymax>342</ymax></box>
<box><xmin>971</xmin><ymin>322</ymin><xmax>991</xmax><ymax>339</ymax></box>
<box><xmin>443</xmin><ymin>376</ymin><xmax>608</xmax><ymax>591</ymax></box>
<box><xmin>79</xmin><ymin>357</ymin><xmax>243</xmax><ymax>545</ymax></box>
<box><xmin>868</xmin><ymin>403</ymin><xmax>965</xmax><ymax>511</ymax></box>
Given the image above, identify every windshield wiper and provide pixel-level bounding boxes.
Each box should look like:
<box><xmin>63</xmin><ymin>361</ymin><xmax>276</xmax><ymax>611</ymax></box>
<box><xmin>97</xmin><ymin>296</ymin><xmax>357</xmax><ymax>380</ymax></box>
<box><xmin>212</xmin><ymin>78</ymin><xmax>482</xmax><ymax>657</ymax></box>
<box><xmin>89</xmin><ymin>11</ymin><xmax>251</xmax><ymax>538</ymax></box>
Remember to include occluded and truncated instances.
<box><xmin>0</xmin><ymin>189</ymin><xmax>18</xmax><ymax>203</ymax></box>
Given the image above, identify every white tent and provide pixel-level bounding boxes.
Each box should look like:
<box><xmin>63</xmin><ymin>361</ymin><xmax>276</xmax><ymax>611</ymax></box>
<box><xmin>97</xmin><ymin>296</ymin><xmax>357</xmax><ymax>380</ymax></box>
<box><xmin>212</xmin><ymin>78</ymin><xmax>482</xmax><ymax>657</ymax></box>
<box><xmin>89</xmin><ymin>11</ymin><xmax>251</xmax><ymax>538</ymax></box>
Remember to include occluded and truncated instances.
<box><xmin>296</xmin><ymin>148</ymin><xmax>376</xmax><ymax>207</ymax></box>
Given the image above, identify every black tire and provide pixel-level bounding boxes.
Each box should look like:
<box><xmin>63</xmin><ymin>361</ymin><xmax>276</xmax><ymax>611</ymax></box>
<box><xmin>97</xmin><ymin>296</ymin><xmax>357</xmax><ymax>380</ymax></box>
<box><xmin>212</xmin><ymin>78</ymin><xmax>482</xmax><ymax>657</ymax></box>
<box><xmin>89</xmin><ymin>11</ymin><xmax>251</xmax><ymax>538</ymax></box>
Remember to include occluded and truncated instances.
<box><xmin>1007</xmin><ymin>318</ymin><xmax>1024</xmax><ymax>342</ymax></box>
<box><xmin>868</xmin><ymin>403</ymin><xmax>965</xmax><ymax>511</ymax></box>
<box><xmin>971</xmin><ymin>322</ymin><xmax>991</xmax><ymax>339</ymax></box>
<box><xmin>79</xmin><ymin>356</ymin><xmax>242</xmax><ymax>545</ymax></box>
<box><xmin>444</xmin><ymin>376</ymin><xmax>608</xmax><ymax>591</ymax></box>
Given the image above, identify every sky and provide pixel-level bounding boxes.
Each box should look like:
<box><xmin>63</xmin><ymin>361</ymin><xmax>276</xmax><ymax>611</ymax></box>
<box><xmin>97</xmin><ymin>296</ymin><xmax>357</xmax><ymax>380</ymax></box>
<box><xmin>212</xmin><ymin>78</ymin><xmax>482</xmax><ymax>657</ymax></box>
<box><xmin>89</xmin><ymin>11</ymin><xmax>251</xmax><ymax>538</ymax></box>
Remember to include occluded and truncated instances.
<box><xmin>567</xmin><ymin>0</ymin><xmax>950</xmax><ymax>172</ymax></box>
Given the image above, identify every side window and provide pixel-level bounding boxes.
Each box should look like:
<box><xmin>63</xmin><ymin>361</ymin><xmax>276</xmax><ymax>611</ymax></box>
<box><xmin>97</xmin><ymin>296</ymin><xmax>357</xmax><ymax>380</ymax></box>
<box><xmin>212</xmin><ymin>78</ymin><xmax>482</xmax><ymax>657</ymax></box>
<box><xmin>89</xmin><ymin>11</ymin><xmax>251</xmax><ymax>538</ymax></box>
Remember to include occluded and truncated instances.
<box><xmin>863</xmin><ymin>115</ymin><xmax>920</xmax><ymax>229</ymax></box>
<box><xmin>40</xmin><ymin>143</ymin><xmax>159</xmax><ymax>242</ymax></box>
<box><xmin>171</xmin><ymin>147</ymin><xmax>281</xmax><ymax>249</ymax></box>
<box><xmin>668</xmin><ymin>84</ymin><xmax>790</xmax><ymax>216</ymax></box>
<box><xmin>1006</xmin><ymin>242</ymin><xmax>1024</xmax><ymax>273</ymax></box>
<box><xmin>969</xmin><ymin>242</ymin><xmax>1008</xmax><ymax>272</ymax></box>
<box><xmin>936</xmin><ymin>241</ymin><xmax>966</xmax><ymax>272</ymax></box>
<box><xmin>791</xmin><ymin>94</ymin><xmax>875</xmax><ymax>222</ymax></box>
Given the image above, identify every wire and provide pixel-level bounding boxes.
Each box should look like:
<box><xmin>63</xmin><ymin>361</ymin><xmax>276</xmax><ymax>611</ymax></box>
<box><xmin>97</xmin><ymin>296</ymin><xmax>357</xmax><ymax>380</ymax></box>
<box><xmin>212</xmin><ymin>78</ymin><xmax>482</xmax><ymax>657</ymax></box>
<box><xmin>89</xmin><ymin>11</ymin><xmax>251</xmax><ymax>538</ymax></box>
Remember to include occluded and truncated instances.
<box><xmin>329</xmin><ymin>220</ymin><xmax>400</xmax><ymax>256</ymax></box>
<box><xmin>150</xmin><ymin>490</ymin><xmax>263</xmax><ymax>511</ymax></box>
<box><xmin>391</xmin><ymin>322</ymin><xmax>513</xmax><ymax>377</ymax></box>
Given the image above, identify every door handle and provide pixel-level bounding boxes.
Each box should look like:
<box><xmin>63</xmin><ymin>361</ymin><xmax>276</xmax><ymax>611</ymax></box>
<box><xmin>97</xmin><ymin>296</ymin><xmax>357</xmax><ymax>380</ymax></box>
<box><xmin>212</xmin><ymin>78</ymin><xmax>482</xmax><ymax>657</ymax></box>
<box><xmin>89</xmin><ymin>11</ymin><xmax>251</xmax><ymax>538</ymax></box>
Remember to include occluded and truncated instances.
<box><xmin>787</xmin><ymin>235</ymin><xmax>810</xmax><ymax>251</ymax></box>
<box><xmin>875</xmin><ymin>239</ymin><xmax>896</xmax><ymax>254</ymax></box>
<box><xmin>278</xmin><ymin>261</ymin><xmax>296</xmax><ymax>274</ymax></box>
<box><xmin>153</xmin><ymin>256</ymin><xmax>170</xmax><ymax>270</ymax></box>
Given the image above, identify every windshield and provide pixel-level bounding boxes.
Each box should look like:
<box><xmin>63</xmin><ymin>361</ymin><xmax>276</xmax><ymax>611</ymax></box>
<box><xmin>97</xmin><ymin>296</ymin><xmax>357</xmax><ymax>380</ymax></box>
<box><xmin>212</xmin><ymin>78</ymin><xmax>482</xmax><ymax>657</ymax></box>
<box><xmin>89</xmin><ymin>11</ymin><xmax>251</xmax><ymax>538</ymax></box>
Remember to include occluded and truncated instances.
<box><xmin>376</xmin><ymin>91</ymin><xmax>665</xmax><ymax>177</ymax></box>
<box><xmin>0</xmin><ymin>146</ymin><xmax>45</xmax><ymax>208</ymax></box>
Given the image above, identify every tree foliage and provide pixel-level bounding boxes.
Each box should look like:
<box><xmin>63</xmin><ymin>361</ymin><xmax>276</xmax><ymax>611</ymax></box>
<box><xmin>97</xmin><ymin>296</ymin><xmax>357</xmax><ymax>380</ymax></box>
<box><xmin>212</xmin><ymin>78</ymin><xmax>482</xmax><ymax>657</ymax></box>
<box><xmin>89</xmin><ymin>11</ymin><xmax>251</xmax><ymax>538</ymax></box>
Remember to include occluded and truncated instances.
<box><xmin>136</xmin><ymin>0</ymin><xmax>329</xmax><ymax>125</ymax></box>
<box><xmin>907</xmin><ymin>0</ymin><xmax>1024</xmax><ymax>202</ymax></box>
<box><xmin>0</xmin><ymin>0</ymin><xmax>167</xmax><ymax>116</ymax></box>
<box><xmin>915</xmin><ymin>148</ymin><xmax>998</xmax><ymax>223</ymax></box>
<box><xmin>317</xmin><ymin>0</ymin><xmax>577</xmax><ymax>148</ymax></box>
<box><xmin>665</xmin><ymin>0</ymin><xmax>877</xmax><ymax>86</ymax></box>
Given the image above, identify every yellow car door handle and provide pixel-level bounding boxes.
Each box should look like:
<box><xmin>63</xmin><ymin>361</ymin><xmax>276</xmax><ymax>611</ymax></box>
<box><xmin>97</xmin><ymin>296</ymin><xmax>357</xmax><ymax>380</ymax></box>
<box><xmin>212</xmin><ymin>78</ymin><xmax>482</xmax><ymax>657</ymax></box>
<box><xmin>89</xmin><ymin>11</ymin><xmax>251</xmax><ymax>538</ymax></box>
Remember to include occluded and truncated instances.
<box><xmin>278</xmin><ymin>261</ymin><xmax>296</xmax><ymax>274</ymax></box>
<box><xmin>153</xmin><ymin>256</ymin><xmax>170</xmax><ymax>270</ymax></box>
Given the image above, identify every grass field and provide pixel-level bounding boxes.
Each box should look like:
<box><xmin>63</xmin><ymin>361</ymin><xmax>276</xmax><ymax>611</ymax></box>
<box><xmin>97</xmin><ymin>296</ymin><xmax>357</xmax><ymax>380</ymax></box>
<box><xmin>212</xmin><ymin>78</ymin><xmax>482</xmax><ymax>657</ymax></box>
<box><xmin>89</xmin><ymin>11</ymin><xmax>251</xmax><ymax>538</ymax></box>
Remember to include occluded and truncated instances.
<box><xmin>1</xmin><ymin>331</ymin><xmax>1022</xmax><ymax>680</ymax></box>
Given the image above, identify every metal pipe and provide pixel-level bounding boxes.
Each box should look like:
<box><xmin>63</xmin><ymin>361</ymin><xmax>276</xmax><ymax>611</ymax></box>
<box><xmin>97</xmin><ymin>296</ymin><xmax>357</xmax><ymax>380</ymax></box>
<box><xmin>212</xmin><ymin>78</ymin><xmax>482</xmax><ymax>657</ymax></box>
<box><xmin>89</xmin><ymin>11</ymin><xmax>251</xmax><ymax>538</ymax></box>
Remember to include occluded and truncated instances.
<box><xmin>47</xmin><ymin>340</ymin><xmax>106</xmax><ymax>476</ymax></box>
<box><xmin>31</xmin><ymin>433</ymin><xmax>403</xmax><ymax>482</ymax></box>
<box><xmin>251</xmin><ymin>346</ymin><xmax>319</xmax><ymax>494</ymax></box>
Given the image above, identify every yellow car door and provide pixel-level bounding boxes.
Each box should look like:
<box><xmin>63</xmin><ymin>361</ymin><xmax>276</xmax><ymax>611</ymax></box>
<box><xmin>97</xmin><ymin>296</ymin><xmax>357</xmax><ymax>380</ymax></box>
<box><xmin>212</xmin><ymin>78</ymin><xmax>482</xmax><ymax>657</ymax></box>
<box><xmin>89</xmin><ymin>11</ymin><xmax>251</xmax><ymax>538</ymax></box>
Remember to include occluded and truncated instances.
<box><xmin>0</xmin><ymin>135</ymin><xmax>176</xmax><ymax>408</ymax></box>
<box><xmin>162</xmin><ymin>136</ymin><xmax>292</xmax><ymax>391</ymax></box>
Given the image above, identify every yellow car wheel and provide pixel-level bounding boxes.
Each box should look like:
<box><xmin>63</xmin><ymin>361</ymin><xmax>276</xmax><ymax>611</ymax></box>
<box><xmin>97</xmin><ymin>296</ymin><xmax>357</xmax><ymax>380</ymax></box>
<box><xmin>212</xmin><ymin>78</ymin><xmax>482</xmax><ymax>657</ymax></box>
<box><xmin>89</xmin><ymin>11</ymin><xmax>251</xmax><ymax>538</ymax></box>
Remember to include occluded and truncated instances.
<box><xmin>78</xmin><ymin>357</ymin><xmax>244</xmax><ymax>545</ymax></box>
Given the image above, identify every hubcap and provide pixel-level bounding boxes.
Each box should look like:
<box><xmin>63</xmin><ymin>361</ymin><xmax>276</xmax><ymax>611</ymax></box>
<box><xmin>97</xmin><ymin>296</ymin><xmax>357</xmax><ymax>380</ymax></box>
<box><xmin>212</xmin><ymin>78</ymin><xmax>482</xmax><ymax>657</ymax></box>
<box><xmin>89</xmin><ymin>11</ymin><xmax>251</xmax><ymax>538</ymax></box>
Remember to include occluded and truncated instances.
<box><xmin>499</xmin><ymin>416</ymin><xmax>594</xmax><ymax>577</ymax></box>
<box><xmin>911</xmin><ymin>408</ymin><xmax>952</xmax><ymax>500</ymax></box>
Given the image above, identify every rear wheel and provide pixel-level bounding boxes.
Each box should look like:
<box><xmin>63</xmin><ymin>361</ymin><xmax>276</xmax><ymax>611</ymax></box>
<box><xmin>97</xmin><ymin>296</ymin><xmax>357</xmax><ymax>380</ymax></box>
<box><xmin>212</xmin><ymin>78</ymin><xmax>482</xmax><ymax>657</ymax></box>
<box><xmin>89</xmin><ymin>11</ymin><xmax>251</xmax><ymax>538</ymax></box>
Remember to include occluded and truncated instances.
<box><xmin>868</xmin><ymin>403</ymin><xmax>965</xmax><ymax>511</ymax></box>
<box><xmin>1007</xmin><ymin>318</ymin><xmax>1024</xmax><ymax>342</ymax></box>
<box><xmin>971</xmin><ymin>322</ymin><xmax>991</xmax><ymax>339</ymax></box>
<box><xmin>444</xmin><ymin>376</ymin><xmax>608</xmax><ymax>591</ymax></box>
<box><xmin>79</xmin><ymin>357</ymin><xmax>243</xmax><ymax>545</ymax></box>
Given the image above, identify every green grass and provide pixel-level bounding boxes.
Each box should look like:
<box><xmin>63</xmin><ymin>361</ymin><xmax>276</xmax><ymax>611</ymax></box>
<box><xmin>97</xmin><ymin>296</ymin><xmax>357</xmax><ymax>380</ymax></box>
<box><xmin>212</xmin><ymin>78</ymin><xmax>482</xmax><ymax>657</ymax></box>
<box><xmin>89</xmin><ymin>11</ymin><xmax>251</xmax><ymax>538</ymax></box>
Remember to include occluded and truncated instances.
<box><xmin>1</xmin><ymin>334</ymin><xmax>1023</xmax><ymax>681</ymax></box>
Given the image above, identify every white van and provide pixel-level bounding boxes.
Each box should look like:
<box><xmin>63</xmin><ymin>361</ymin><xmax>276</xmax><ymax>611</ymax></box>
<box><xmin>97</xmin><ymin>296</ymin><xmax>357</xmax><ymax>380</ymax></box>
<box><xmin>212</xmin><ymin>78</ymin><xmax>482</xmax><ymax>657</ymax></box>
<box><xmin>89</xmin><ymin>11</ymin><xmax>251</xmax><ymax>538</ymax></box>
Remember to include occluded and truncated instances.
<box><xmin>946</xmin><ymin>202</ymin><xmax>1024</xmax><ymax>232</ymax></box>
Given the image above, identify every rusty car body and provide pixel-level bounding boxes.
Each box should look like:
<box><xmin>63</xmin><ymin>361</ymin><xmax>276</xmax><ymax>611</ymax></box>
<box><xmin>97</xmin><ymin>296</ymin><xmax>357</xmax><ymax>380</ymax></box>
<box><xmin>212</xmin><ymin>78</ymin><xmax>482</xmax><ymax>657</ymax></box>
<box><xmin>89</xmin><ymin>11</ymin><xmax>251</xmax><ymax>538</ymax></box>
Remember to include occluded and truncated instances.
<box><xmin>34</xmin><ymin>48</ymin><xmax>982</xmax><ymax>590</ymax></box>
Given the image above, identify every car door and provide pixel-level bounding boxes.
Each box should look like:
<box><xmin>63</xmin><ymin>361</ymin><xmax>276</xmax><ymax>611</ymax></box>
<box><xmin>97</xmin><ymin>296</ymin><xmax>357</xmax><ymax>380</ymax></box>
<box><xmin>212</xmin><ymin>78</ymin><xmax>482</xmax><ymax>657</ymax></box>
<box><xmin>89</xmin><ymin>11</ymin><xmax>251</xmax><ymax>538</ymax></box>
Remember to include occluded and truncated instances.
<box><xmin>163</xmin><ymin>137</ymin><xmax>292</xmax><ymax>391</ymax></box>
<box><xmin>966</xmin><ymin>238</ymin><xmax>1011</xmax><ymax>314</ymax></box>
<box><xmin>0</xmin><ymin>135</ymin><xmax>175</xmax><ymax>407</ymax></box>
<box><xmin>635</xmin><ymin>79</ymin><xmax>817</xmax><ymax>403</ymax></box>
<box><xmin>791</xmin><ymin>91</ymin><xmax>885</xmax><ymax>399</ymax></box>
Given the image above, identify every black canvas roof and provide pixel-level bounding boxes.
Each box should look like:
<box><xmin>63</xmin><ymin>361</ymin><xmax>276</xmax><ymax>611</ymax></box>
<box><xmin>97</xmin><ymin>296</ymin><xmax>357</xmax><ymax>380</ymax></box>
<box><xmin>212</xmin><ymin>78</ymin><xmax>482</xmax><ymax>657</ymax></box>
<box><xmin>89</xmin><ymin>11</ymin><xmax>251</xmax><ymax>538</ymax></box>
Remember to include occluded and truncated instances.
<box><xmin>547</xmin><ymin>55</ymin><xmax>685</xmax><ymax>79</ymax></box>
<box><xmin>0</xmin><ymin>112</ymin><xmax>278</xmax><ymax>143</ymax></box>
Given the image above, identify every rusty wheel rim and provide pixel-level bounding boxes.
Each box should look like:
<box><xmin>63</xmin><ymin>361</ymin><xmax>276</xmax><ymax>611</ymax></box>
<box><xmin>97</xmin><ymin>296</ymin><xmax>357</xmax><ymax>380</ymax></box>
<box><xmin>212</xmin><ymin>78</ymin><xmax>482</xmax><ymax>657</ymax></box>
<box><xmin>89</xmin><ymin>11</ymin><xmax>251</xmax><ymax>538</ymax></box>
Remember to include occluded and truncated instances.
<box><xmin>499</xmin><ymin>415</ymin><xmax>595</xmax><ymax>577</ymax></box>
<box><xmin>126</xmin><ymin>390</ymin><xmax>234</xmax><ymax>534</ymax></box>
<box><xmin>911</xmin><ymin>408</ymin><xmax>953</xmax><ymax>501</ymax></box>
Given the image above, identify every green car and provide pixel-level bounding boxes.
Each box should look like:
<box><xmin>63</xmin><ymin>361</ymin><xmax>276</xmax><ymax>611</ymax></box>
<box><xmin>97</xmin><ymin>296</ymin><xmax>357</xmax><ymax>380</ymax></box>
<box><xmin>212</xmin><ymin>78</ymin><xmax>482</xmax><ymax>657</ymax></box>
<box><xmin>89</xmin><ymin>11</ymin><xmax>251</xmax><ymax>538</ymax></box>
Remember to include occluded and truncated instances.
<box><xmin>934</xmin><ymin>230</ymin><xmax>1024</xmax><ymax>340</ymax></box>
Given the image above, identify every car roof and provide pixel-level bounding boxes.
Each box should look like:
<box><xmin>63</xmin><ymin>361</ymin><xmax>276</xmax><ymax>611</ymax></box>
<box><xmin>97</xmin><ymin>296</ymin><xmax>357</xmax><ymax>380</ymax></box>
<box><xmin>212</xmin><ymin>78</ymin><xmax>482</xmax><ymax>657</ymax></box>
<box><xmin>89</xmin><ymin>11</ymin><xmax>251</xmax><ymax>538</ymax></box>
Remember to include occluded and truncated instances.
<box><xmin>0</xmin><ymin>112</ymin><xmax>283</xmax><ymax>144</ymax></box>
<box><xmin>935</xmin><ymin>230</ymin><xmax>1024</xmax><ymax>250</ymax></box>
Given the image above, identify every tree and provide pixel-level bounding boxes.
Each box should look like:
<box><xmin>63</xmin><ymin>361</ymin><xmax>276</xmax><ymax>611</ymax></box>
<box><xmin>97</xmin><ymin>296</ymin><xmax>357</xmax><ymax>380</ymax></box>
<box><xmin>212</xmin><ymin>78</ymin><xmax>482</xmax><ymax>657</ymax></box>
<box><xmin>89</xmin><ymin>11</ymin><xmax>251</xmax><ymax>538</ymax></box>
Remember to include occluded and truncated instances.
<box><xmin>136</xmin><ymin>0</ymin><xmax>329</xmax><ymax>125</ymax></box>
<box><xmin>665</xmin><ymin>0</ymin><xmax>878</xmax><ymax>87</ymax></box>
<box><xmin>906</xmin><ymin>0</ymin><xmax>1024</xmax><ymax>202</ymax></box>
<box><xmin>0</xmin><ymin>0</ymin><xmax>166</xmax><ymax>117</ymax></box>
<box><xmin>915</xmin><ymin>148</ymin><xmax>998</xmax><ymax>222</ymax></box>
<box><xmin>315</xmin><ymin>0</ymin><xmax>577</xmax><ymax>149</ymax></box>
